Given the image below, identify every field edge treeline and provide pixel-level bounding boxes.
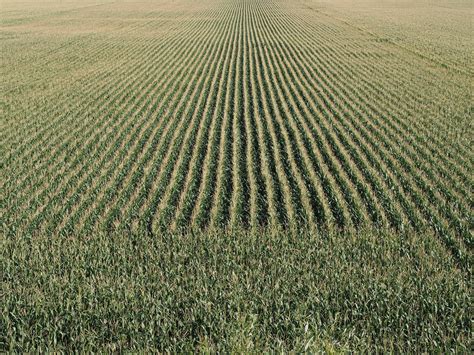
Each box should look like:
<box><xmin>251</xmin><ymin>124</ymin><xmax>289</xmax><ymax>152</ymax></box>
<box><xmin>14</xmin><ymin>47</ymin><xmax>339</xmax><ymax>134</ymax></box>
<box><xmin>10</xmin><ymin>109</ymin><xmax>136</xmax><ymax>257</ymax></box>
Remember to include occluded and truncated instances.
<box><xmin>2</xmin><ymin>227</ymin><xmax>470</xmax><ymax>352</ymax></box>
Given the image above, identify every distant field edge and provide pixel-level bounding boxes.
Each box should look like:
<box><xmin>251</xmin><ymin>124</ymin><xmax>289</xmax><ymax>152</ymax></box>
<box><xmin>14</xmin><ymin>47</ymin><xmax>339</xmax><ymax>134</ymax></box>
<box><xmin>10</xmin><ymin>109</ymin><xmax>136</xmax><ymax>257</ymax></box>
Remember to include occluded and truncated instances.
<box><xmin>2</xmin><ymin>227</ymin><xmax>471</xmax><ymax>352</ymax></box>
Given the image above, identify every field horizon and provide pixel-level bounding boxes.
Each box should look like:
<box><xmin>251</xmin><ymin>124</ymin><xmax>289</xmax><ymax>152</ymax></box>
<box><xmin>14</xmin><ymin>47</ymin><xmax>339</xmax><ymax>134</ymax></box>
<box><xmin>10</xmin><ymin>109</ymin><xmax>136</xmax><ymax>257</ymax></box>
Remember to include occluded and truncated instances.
<box><xmin>1</xmin><ymin>0</ymin><xmax>472</xmax><ymax>351</ymax></box>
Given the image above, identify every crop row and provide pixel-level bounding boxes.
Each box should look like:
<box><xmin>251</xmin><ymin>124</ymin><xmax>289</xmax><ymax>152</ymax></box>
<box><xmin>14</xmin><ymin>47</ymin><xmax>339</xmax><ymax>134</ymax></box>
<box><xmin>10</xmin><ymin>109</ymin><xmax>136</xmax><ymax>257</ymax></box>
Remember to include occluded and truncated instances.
<box><xmin>2</xmin><ymin>0</ymin><xmax>471</xmax><ymax>268</ymax></box>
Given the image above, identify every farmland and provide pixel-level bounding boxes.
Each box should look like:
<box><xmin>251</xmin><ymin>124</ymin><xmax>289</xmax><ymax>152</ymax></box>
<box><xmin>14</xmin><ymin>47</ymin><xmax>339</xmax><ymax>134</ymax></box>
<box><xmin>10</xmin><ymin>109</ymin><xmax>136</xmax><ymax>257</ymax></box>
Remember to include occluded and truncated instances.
<box><xmin>1</xmin><ymin>0</ymin><xmax>472</xmax><ymax>352</ymax></box>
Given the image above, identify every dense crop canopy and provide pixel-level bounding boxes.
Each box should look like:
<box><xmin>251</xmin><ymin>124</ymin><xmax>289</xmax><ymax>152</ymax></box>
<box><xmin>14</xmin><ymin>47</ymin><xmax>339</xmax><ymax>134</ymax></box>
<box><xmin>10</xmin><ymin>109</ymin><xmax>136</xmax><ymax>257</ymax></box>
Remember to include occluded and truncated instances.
<box><xmin>1</xmin><ymin>0</ymin><xmax>472</xmax><ymax>352</ymax></box>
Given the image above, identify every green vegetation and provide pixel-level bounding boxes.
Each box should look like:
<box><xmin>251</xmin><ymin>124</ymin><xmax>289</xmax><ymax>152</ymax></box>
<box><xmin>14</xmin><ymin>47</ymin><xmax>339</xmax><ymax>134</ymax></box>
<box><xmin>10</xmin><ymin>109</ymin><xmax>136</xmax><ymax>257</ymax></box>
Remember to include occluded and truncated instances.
<box><xmin>1</xmin><ymin>0</ymin><xmax>472</xmax><ymax>351</ymax></box>
<box><xmin>2</xmin><ymin>228</ymin><xmax>470</xmax><ymax>352</ymax></box>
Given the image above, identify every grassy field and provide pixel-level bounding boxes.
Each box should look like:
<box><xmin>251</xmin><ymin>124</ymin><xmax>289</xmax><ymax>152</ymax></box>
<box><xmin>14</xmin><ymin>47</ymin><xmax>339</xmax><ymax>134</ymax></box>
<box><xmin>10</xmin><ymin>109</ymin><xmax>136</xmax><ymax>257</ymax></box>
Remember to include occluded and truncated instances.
<box><xmin>1</xmin><ymin>0</ymin><xmax>472</xmax><ymax>351</ymax></box>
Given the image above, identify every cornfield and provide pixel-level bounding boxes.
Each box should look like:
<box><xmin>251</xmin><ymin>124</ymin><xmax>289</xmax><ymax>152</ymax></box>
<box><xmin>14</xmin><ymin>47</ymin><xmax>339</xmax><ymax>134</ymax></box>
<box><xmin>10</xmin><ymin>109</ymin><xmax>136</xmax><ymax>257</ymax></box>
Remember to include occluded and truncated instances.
<box><xmin>1</xmin><ymin>0</ymin><xmax>472</xmax><ymax>351</ymax></box>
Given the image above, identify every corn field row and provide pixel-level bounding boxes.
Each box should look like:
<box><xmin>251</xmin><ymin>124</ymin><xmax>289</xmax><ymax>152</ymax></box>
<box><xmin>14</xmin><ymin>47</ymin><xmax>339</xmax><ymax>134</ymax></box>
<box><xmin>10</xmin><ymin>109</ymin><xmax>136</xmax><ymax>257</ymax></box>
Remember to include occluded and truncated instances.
<box><xmin>2</xmin><ymin>0</ymin><xmax>472</xmax><ymax>267</ymax></box>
